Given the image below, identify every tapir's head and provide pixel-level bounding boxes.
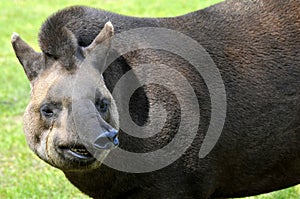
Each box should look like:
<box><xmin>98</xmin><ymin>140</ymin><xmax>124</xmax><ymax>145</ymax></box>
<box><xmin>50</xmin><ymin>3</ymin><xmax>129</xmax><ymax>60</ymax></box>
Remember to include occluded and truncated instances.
<box><xmin>11</xmin><ymin>22</ymin><xmax>119</xmax><ymax>171</ymax></box>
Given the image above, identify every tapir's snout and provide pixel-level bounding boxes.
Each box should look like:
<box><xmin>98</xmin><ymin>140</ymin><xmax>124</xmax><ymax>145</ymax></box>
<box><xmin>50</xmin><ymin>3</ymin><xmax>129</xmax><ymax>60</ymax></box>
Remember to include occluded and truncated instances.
<box><xmin>93</xmin><ymin>129</ymin><xmax>119</xmax><ymax>150</ymax></box>
<box><xmin>71</xmin><ymin>99</ymin><xmax>119</xmax><ymax>151</ymax></box>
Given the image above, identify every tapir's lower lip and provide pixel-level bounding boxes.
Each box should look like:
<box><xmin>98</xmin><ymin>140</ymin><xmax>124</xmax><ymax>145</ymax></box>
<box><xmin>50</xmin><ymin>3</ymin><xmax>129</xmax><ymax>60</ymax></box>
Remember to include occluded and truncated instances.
<box><xmin>57</xmin><ymin>145</ymin><xmax>96</xmax><ymax>162</ymax></box>
<box><xmin>67</xmin><ymin>148</ymin><xmax>93</xmax><ymax>159</ymax></box>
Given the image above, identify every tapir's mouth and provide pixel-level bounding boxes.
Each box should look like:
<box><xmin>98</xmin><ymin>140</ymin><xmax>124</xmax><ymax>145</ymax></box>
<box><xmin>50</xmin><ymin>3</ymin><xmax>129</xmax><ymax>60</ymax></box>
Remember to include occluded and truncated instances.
<box><xmin>57</xmin><ymin>144</ymin><xmax>96</xmax><ymax>162</ymax></box>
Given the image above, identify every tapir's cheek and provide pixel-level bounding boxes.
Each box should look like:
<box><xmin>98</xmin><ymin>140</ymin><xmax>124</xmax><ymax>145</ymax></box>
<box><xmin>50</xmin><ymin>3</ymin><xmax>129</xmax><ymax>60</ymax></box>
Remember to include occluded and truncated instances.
<box><xmin>23</xmin><ymin>104</ymin><xmax>46</xmax><ymax>152</ymax></box>
<box><xmin>23</xmin><ymin>106</ymin><xmax>56</xmax><ymax>165</ymax></box>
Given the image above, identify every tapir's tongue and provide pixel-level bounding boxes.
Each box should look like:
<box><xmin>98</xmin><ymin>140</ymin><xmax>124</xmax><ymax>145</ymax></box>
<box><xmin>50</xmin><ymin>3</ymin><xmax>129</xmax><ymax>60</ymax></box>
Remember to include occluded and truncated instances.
<box><xmin>71</xmin><ymin>99</ymin><xmax>117</xmax><ymax>160</ymax></box>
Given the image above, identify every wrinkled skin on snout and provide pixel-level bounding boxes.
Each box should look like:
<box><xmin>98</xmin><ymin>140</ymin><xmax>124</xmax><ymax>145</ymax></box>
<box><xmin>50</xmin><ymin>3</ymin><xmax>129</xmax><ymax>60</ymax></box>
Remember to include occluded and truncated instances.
<box><xmin>12</xmin><ymin>22</ymin><xmax>119</xmax><ymax>171</ymax></box>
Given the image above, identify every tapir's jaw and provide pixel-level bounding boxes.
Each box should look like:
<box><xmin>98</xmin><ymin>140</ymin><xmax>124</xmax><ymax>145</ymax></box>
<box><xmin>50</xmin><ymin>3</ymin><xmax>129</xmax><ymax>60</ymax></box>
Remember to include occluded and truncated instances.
<box><xmin>37</xmin><ymin>131</ymin><xmax>111</xmax><ymax>171</ymax></box>
<box><xmin>29</xmin><ymin>127</ymin><xmax>116</xmax><ymax>171</ymax></box>
<box><xmin>23</xmin><ymin>106</ymin><xmax>113</xmax><ymax>171</ymax></box>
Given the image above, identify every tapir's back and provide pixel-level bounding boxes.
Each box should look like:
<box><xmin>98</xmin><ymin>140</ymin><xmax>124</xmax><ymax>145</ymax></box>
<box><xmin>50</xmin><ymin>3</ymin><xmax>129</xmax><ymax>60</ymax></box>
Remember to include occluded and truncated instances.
<box><xmin>177</xmin><ymin>0</ymin><xmax>300</xmax><ymax>197</ymax></box>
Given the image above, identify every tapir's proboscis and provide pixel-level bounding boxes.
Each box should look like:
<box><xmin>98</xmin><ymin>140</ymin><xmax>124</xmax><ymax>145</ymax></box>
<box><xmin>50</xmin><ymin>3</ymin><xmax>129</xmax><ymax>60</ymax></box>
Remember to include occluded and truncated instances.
<box><xmin>11</xmin><ymin>0</ymin><xmax>300</xmax><ymax>198</ymax></box>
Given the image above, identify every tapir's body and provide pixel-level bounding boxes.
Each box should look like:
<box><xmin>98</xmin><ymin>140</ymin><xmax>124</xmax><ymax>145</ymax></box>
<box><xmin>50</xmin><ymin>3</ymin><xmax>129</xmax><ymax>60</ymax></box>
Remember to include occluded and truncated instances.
<box><xmin>11</xmin><ymin>0</ymin><xmax>300</xmax><ymax>198</ymax></box>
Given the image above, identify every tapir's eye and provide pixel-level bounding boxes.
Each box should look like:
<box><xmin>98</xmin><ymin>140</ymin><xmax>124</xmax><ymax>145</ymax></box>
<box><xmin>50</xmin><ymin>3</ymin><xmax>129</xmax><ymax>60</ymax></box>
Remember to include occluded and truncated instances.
<box><xmin>96</xmin><ymin>99</ymin><xmax>110</xmax><ymax>113</ymax></box>
<box><xmin>40</xmin><ymin>104</ymin><xmax>54</xmax><ymax>118</ymax></box>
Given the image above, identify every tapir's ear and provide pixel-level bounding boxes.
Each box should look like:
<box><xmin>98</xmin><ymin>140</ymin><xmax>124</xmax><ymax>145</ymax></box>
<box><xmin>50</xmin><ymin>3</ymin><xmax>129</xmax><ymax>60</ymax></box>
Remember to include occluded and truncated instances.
<box><xmin>83</xmin><ymin>21</ymin><xmax>114</xmax><ymax>73</ymax></box>
<box><xmin>11</xmin><ymin>33</ymin><xmax>44</xmax><ymax>82</ymax></box>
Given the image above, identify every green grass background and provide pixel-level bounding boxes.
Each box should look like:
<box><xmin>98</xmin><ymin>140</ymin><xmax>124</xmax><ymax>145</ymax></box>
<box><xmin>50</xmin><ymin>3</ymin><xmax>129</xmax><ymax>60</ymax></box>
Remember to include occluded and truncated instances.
<box><xmin>0</xmin><ymin>0</ymin><xmax>299</xmax><ymax>198</ymax></box>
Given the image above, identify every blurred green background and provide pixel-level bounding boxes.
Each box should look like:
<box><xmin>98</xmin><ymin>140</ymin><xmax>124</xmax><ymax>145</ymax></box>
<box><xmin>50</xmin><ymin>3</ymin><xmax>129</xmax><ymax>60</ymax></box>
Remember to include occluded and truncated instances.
<box><xmin>0</xmin><ymin>0</ymin><xmax>299</xmax><ymax>198</ymax></box>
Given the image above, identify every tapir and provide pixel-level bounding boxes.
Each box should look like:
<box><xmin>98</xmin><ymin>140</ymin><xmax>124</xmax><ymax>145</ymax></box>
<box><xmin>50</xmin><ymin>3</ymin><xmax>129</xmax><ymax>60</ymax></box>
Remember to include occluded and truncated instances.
<box><xmin>11</xmin><ymin>0</ymin><xmax>300</xmax><ymax>198</ymax></box>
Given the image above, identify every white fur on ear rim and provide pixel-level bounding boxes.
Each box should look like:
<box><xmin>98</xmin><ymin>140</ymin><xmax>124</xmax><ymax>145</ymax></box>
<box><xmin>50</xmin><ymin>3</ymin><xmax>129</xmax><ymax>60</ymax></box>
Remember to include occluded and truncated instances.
<box><xmin>11</xmin><ymin>32</ymin><xmax>20</xmax><ymax>42</ymax></box>
<box><xmin>87</xmin><ymin>21</ymin><xmax>114</xmax><ymax>51</ymax></box>
<box><xmin>94</xmin><ymin>21</ymin><xmax>114</xmax><ymax>44</ymax></box>
<box><xmin>84</xmin><ymin>21</ymin><xmax>114</xmax><ymax>55</ymax></box>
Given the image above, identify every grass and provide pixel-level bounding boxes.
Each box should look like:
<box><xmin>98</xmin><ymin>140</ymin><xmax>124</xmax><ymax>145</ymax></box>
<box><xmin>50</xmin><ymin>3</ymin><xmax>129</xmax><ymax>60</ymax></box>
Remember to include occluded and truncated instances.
<box><xmin>0</xmin><ymin>0</ymin><xmax>299</xmax><ymax>198</ymax></box>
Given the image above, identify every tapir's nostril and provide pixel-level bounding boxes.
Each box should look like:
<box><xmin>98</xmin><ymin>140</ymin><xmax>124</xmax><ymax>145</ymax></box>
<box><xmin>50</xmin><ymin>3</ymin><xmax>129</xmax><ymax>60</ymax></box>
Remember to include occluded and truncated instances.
<box><xmin>113</xmin><ymin>135</ymin><xmax>119</xmax><ymax>146</ymax></box>
<box><xmin>93</xmin><ymin>129</ymin><xmax>119</xmax><ymax>150</ymax></box>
